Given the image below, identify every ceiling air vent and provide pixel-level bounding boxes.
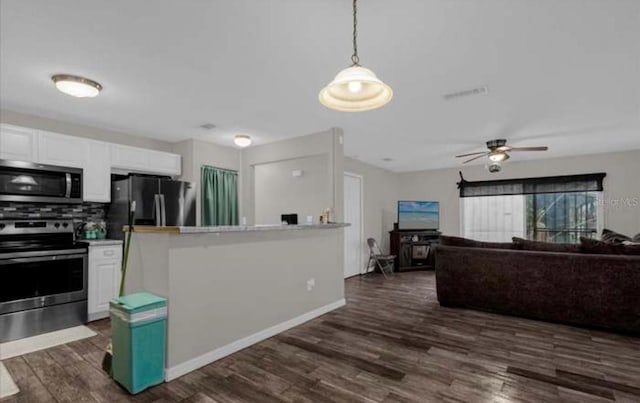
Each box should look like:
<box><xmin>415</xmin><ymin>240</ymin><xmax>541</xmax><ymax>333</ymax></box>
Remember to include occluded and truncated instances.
<box><xmin>199</xmin><ymin>123</ymin><xmax>216</xmax><ymax>130</ymax></box>
<box><xmin>443</xmin><ymin>86</ymin><xmax>488</xmax><ymax>101</ymax></box>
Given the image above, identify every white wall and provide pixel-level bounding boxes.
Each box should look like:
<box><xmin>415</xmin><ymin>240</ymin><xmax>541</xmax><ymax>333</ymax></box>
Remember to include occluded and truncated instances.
<box><xmin>398</xmin><ymin>150</ymin><xmax>640</xmax><ymax>237</ymax></box>
<box><xmin>242</xmin><ymin>128</ymin><xmax>344</xmax><ymax>226</ymax></box>
<box><xmin>0</xmin><ymin>109</ymin><xmax>173</xmax><ymax>152</ymax></box>
<box><xmin>344</xmin><ymin>157</ymin><xmax>398</xmax><ymax>252</ymax></box>
<box><xmin>254</xmin><ymin>154</ymin><xmax>329</xmax><ymax>224</ymax></box>
<box><xmin>172</xmin><ymin>139</ymin><xmax>241</xmax><ymax>225</ymax></box>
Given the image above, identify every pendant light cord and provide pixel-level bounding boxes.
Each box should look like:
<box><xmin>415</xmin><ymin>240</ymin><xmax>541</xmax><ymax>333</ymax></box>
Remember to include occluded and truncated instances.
<box><xmin>351</xmin><ymin>0</ymin><xmax>360</xmax><ymax>66</ymax></box>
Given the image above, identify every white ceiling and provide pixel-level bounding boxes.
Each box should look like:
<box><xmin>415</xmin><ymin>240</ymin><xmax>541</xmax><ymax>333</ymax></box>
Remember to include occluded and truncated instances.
<box><xmin>1</xmin><ymin>0</ymin><xmax>639</xmax><ymax>172</ymax></box>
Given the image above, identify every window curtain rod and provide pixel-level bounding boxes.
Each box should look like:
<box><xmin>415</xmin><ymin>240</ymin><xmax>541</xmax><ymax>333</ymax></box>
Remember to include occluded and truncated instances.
<box><xmin>201</xmin><ymin>164</ymin><xmax>238</xmax><ymax>174</ymax></box>
<box><xmin>457</xmin><ymin>171</ymin><xmax>606</xmax><ymax>198</ymax></box>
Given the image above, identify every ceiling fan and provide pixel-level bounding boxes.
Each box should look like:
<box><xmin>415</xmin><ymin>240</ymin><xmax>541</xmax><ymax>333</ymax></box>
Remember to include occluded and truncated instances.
<box><xmin>456</xmin><ymin>139</ymin><xmax>548</xmax><ymax>165</ymax></box>
<box><xmin>456</xmin><ymin>139</ymin><xmax>549</xmax><ymax>173</ymax></box>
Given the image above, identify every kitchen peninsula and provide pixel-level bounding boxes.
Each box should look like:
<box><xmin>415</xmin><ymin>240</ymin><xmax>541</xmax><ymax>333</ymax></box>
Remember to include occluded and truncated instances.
<box><xmin>123</xmin><ymin>223</ymin><xmax>348</xmax><ymax>380</ymax></box>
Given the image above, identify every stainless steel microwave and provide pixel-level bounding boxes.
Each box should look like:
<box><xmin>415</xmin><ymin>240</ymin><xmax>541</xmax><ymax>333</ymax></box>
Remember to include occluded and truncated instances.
<box><xmin>0</xmin><ymin>160</ymin><xmax>83</xmax><ymax>204</ymax></box>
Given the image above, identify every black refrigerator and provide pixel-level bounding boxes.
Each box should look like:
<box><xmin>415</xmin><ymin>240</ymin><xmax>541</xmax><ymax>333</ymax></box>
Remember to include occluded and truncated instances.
<box><xmin>107</xmin><ymin>175</ymin><xmax>196</xmax><ymax>240</ymax></box>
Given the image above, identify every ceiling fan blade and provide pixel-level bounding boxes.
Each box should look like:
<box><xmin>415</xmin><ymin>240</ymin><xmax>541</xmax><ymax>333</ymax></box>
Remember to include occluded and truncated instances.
<box><xmin>462</xmin><ymin>153</ymin><xmax>489</xmax><ymax>164</ymax></box>
<box><xmin>455</xmin><ymin>151</ymin><xmax>487</xmax><ymax>158</ymax></box>
<box><xmin>508</xmin><ymin>146</ymin><xmax>549</xmax><ymax>152</ymax></box>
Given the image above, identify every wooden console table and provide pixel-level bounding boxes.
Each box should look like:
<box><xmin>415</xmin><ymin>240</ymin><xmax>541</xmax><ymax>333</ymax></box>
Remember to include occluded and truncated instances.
<box><xmin>389</xmin><ymin>229</ymin><xmax>441</xmax><ymax>271</ymax></box>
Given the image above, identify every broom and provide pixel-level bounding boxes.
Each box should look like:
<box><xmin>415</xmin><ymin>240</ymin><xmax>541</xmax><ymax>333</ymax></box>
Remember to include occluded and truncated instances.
<box><xmin>102</xmin><ymin>201</ymin><xmax>136</xmax><ymax>375</ymax></box>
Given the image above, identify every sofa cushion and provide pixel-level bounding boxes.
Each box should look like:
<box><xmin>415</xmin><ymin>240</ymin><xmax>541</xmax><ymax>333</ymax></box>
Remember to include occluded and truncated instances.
<box><xmin>512</xmin><ymin>237</ymin><xmax>582</xmax><ymax>253</ymax></box>
<box><xmin>580</xmin><ymin>237</ymin><xmax>640</xmax><ymax>255</ymax></box>
<box><xmin>601</xmin><ymin>228</ymin><xmax>632</xmax><ymax>244</ymax></box>
<box><xmin>439</xmin><ymin>235</ymin><xmax>515</xmax><ymax>249</ymax></box>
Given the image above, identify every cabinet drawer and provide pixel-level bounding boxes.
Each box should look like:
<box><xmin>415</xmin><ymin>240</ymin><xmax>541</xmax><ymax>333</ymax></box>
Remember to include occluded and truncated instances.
<box><xmin>90</xmin><ymin>246</ymin><xmax>123</xmax><ymax>261</ymax></box>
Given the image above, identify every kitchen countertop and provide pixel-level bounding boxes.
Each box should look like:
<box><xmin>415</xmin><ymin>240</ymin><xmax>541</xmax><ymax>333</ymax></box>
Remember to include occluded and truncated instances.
<box><xmin>78</xmin><ymin>239</ymin><xmax>124</xmax><ymax>246</ymax></box>
<box><xmin>123</xmin><ymin>223</ymin><xmax>349</xmax><ymax>234</ymax></box>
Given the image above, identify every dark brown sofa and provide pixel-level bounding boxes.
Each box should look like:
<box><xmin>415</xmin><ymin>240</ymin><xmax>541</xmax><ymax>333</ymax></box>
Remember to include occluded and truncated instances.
<box><xmin>435</xmin><ymin>245</ymin><xmax>640</xmax><ymax>335</ymax></box>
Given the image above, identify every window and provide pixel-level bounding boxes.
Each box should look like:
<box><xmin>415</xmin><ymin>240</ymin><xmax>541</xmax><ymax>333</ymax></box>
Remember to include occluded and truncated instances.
<box><xmin>526</xmin><ymin>192</ymin><xmax>599</xmax><ymax>243</ymax></box>
<box><xmin>459</xmin><ymin>173</ymin><xmax>604</xmax><ymax>244</ymax></box>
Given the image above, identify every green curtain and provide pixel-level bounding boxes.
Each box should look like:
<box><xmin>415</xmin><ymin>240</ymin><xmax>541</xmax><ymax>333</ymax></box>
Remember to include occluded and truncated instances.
<box><xmin>201</xmin><ymin>165</ymin><xmax>239</xmax><ymax>226</ymax></box>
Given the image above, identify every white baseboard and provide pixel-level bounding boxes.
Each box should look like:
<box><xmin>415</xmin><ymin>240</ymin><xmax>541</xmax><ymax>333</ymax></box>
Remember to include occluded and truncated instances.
<box><xmin>164</xmin><ymin>298</ymin><xmax>346</xmax><ymax>381</ymax></box>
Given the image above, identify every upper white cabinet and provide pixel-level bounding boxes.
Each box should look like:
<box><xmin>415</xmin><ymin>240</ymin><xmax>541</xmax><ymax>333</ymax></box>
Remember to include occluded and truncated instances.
<box><xmin>111</xmin><ymin>144</ymin><xmax>148</xmax><ymax>171</ymax></box>
<box><xmin>0</xmin><ymin>124</ymin><xmax>182</xmax><ymax>203</ymax></box>
<box><xmin>37</xmin><ymin>131</ymin><xmax>86</xmax><ymax>168</ymax></box>
<box><xmin>111</xmin><ymin>144</ymin><xmax>181</xmax><ymax>176</ymax></box>
<box><xmin>0</xmin><ymin>124</ymin><xmax>38</xmax><ymax>162</ymax></box>
<box><xmin>84</xmin><ymin>141</ymin><xmax>111</xmax><ymax>203</ymax></box>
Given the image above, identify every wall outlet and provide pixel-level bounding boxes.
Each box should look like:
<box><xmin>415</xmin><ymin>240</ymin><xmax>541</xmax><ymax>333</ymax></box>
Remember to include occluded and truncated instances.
<box><xmin>306</xmin><ymin>278</ymin><xmax>316</xmax><ymax>291</ymax></box>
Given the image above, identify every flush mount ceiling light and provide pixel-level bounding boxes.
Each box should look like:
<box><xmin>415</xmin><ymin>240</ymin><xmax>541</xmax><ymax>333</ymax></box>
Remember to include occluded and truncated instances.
<box><xmin>51</xmin><ymin>74</ymin><xmax>102</xmax><ymax>98</ymax></box>
<box><xmin>318</xmin><ymin>0</ymin><xmax>392</xmax><ymax>112</ymax></box>
<box><xmin>234</xmin><ymin>134</ymin><xmax>252</xmax><ymax>147</ymax></box>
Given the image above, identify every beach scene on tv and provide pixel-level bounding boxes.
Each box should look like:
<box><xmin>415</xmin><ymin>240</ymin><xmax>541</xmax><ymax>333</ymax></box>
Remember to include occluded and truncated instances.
<box><xmin>398</xmin><ymin>201</ymin><xmax>439</xmax><ymax>230</ymax></box>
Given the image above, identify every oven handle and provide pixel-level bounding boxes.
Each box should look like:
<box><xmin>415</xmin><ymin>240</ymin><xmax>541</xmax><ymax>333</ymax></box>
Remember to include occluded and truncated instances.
<box><xmin>0</xmin><ymin>253</ymin><xmax>87</xmax><ymax>265</ymax></box>
<box><xmin>65</xmin><ymin>173</ymin><xmax>72</xmax><ymax>198</ymax></box>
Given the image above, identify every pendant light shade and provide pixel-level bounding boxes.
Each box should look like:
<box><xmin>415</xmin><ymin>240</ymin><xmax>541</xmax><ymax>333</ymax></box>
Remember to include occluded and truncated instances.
<box><xmin>319</xmin><ymin>0</ymin><xmax>392</xmax><ymax>112</ymax></box>
<box><xmin>319</xmin><ymin>66</ymin><xmax>393</xmax><ymax>112</ymax></box>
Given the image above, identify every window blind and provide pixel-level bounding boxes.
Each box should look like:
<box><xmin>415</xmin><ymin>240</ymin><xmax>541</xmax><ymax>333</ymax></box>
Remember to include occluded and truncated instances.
<box><xmin>457</xmin><ymin>172</ymin><xmax>606</xmax><ymax>198</ymax></box>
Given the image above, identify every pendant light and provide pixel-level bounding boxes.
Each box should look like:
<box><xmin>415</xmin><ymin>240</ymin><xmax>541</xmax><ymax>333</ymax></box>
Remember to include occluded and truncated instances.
<box><xmin>319</xmin><ymin>0</ymin><xmax>392</xmax><ymax>112</ymax></box>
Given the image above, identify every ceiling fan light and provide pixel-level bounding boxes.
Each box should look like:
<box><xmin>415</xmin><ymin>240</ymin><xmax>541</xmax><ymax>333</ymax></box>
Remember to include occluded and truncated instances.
<box><xmin>234</xmin><ymin>134</ymin><xmax>252</xmax><ymax>147</ymax></box>
<box><xmin>488</xmin><ymin>152</ymin><xmax>509</xmax><ymax>162</ymax></box>
<box><xmin>319</xmin><ymin>66</ymin><xmax>393</xmax><ymax>112</ymax></box>
<box><xmin>51</xmin><ymin>74</ymin><xmax>102</xmax><ymax>98</ymax></box>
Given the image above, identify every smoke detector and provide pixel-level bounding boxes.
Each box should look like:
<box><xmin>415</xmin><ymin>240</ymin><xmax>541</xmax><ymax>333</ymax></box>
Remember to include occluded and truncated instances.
<box><xmin>199</xmin><ymin>123</ymin><xmax>216</xmax><ymax>130</ymax></box>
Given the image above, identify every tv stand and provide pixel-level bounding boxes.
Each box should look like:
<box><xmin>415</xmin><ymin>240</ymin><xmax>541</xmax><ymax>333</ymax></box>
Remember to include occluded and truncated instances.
<box><xmin>389</xmin><ymin>229</ymin><xmax>441</xmax><ymax>271</ymax></box>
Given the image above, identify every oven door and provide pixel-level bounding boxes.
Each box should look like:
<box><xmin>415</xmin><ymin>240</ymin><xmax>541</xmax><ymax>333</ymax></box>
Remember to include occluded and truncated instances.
<box><xmin>0</xmin><ymin>252</ymin><xmax>87</xmax><ymax>315</ymax></box>
<box><xmin>0</xmin><ymin>160</ymin><xmax>82</xmax><ymax>203</ymax></box>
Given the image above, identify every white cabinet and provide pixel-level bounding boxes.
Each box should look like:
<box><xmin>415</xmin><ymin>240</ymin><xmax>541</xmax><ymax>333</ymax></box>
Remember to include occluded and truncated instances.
<box><xmin>0</xmin><ymin>124</ymin><xmax>38</xmax><ymax>162</ymax></box>
<box><xmin>1</xmin><ymin>124</ymin><xmax>182</xmax><ymax>201</ymax></box>
<box><xmin>37</xmin><ymin>131</ymin><xmax>86</xmax><ymax>168</ymax></box>
<box><xmin>111</xmin><ymin>144</ymin><xmax>148</xmax><ymax>171</ymax></box>
<box><xmin>147</xmin><ymin>149</ymin><xmax>181</xmax><ymax>175</ymax></box>
<box><xmin>88</xmin><ymin>243</ymin><xmax>123</xmax><ymax>321</ymax></box>
<box><xmin>111</xmin><ymin>144</ymin><xmax>181</xmax><ymax>176</ymax></box>
<box><xmin>83</xmin><ymin>141</ymin><xmax>111</xmax><ymax>203</ymax></box>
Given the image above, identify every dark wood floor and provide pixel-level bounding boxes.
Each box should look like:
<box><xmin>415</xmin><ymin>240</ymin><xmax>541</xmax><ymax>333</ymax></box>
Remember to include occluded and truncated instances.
<box><xmin>2</xmin><ymin>271</ymin><xmax>640</xmax><ymax>402</ymax></box>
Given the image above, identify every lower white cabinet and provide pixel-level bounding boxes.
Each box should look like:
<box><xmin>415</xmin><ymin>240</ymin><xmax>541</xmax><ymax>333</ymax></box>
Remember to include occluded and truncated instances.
<box><xmin>87</xmin><ymin>243</ymin><xmax>123</xmax><ymax>321</ymax></box>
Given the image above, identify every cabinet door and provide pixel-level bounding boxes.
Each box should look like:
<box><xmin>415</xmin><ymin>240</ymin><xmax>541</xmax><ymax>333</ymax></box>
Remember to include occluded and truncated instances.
<box><xmin>37</xmin><ymin>131</ymin><xmax>85</xmax><ymax>168</ymax></box>
<box><xmin>110</xmin><ymin>144</ymin><xmax>148</xmax><ymax>171</ymax></box>
<box><xmin>111</xmin><ymin>144</ymin><xmax>181</xmax><ymax>176</ymax></box>
<box><xmin>0</xmin><ymin>124</ymin><xmax>38</xmax><ymax>162</ymax></box>
<box><xmin>147</xmin><ymin>150</ymin><xmax>181</xmax><ymax>175</ymax></box>
<box><xmin>89</xmin><ymin>259</ymin><xmax>120</xmax><ymax>315</ymax></box>
<box><xmin>83</xmin><ymin>141</ymin><xmax>111</xmax><ymax>202</ymax></box>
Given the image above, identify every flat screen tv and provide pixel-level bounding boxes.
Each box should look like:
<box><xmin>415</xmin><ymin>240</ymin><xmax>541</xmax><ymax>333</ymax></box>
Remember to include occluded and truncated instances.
<box><xmin>397</xmin><ymin>201</ymin><xmax>439</xmax><ymax>230</ymax></box>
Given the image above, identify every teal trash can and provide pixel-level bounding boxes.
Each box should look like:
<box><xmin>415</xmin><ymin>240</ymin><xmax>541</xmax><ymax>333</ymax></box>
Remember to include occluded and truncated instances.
<box><xmin>110</xmin><ymin>292</ymin><xmax>167</xmax><ymax>394</ymax></box>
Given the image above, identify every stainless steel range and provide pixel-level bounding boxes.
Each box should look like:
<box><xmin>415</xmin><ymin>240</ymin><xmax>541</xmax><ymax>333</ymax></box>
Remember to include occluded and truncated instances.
<box><xmin>0</xmin><ymin>220</ymin><xmax>88</xmax><ymax>342</ymax></box>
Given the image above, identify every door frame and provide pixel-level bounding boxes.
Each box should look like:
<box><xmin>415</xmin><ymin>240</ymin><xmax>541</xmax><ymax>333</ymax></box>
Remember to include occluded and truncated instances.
<box><xmin>344</xmin><ymin>172</ymin><xmax>364</xmax><ymax>278</ymax></box>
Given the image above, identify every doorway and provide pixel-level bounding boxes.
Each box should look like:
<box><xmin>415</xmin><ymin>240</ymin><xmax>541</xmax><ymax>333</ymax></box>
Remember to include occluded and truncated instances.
<box><xmin>344</xmin><ymin>172</ymin><xmax>363</xmax><ymax>278</ymax></box>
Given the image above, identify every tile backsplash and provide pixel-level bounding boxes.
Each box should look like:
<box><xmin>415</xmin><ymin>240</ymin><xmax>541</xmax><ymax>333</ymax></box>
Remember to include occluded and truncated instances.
<box><xmin>0</xmin><ymin>202</ymin><xmax>107</xmax><ymax>224</ymax></box>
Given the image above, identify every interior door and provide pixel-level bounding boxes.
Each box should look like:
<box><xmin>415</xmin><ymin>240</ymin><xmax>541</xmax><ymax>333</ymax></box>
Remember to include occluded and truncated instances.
<box><xmin>344</xmin><ymin>173</ymin><xmax>363</xmax><ymax>278</ymax></box>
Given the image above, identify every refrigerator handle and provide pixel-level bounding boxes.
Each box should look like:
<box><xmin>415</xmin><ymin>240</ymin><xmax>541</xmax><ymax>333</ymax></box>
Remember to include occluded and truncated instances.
<box><xmin>153</xmin><ymin>194</ymin><xmax>161</xmax><ymax>226</ymax></box>
<box><xmin>160</xmin><ymin>194</ymin><xmax>167</xmax><ymax>226</ymax></box>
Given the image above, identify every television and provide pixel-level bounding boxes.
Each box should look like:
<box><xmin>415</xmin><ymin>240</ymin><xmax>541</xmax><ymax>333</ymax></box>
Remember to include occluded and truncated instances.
<box><xmin>397</xmin><ymin>201</ymin><xmax>439</xmax><ymax>230</ymax></box>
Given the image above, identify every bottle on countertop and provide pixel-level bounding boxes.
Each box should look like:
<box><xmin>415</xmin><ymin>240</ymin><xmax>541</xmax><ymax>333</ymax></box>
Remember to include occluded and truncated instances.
<box><xmin>320</xmin><ymin>207</ymin><xmax>333</xmax><ymax>224</ymax></box>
